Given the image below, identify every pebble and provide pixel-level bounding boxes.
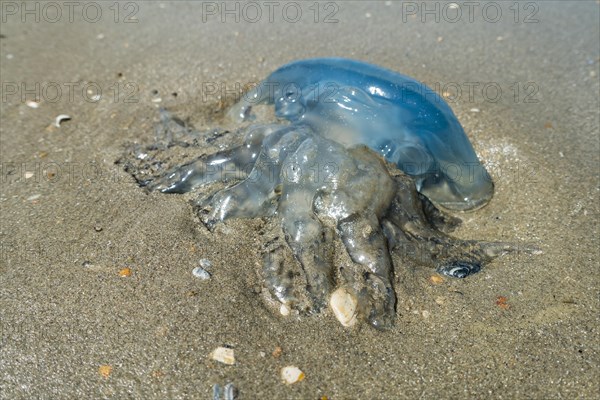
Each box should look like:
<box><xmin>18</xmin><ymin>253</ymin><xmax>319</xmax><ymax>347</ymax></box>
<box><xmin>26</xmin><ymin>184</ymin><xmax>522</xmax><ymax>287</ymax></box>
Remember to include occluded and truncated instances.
<box><xmin>199</xmin><ymin>258</ymin><xmax>212</xmax><ymax>268</ymax></box>
<box><xmin>281</xmin><ymin>366</ymin><xmax>304</xmax><ymax>384</ymax></box>
<box><xmin>210</xmin><ymin>347</ymin><xmax>235</xmax><ymax>365</ymax></box>
<box><xmin>119</xmin><ymin>268</ymin><xmax>132</xmax><ymax>277</ymax></box>
<box><xmin>26</xmin><ymin>101</ymin><xmax>39</xmax><ymax>109</ymax></box>
<box><xmin>27</xmin><ymin>194</ymin><xmax>41</xmax><ymax>201</ymax></box>
<box><xmin>470</xmin><ymin>108</ymin><xmax>480</xmax><ymax>113</ymax></box>
<box><xmin>329</xmin><ymin>287</ymin><xmax>358</xmax><ymax>327</ymax></box>
<box><xmin>98</xmin><ymin>365</ymin><xmax>112</xmax><ymax>378</ymax></box>
<box><xmin>429</xmin><ymin>275</ymin><xmax>445</xmax><ymax>285</ymax></box>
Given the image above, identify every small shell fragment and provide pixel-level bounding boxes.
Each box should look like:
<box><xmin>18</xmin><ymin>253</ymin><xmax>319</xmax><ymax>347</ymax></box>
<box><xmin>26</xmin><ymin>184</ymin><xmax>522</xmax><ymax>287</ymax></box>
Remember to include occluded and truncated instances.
<box><xmin>199</xmin><ymin>258</ymin><xmax>212</xmax><ymax>268</ymax></box>
<box><xmin>213</xmin><ymin>383</ymin><xmax>237</xmax><ymax>400</ymax></box>
<box><xmin>210</xmin><ymin>347</ymin><xmax>235</xmax><ymax>365</ymax></box>
<box><xmin>26</xmin><ymin>101</ymin><xmax>39</xmax><ymax>108</ymax></box>
<box><xmin>281</xmin><ymin>366</ymin><xmax>304</xmax><ymax>384</ymax></box>
<box><xmin>329</xmin><ymin>287</ymin><xmax>358</xmax><ymax>327</ymax></box>
<box><xmin>192</xmin><ymin>266</ymin><xmax>211</xmax><ymax>280</ymax></box>
<box><xmin>279</xmin><ymin>303</ymin><xmax>290</xmax><ymax>316</ymax></box>
<box><xmin>54</xmin><ymin>114</ymin><xmax>71</xmax><ymax>127</ymax></box>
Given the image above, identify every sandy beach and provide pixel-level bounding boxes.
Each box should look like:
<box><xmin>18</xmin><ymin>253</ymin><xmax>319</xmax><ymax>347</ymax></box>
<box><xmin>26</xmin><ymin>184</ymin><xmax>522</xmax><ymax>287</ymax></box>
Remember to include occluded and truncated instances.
<box><xmin>1</xmin><ymin>1</ymin><xmax>598</xmax><ymax>399</ymax></box>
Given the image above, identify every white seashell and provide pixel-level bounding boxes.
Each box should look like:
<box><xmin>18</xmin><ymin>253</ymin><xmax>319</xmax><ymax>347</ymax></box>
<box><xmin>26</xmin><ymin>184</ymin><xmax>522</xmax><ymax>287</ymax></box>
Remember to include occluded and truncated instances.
<box><xmin>279</xmin><ymin>304</ymin><xmax>290</xmax><ymax>316</ymax></box>
<box><xmin>54</xmin><ymin>114</ymin><xmax>71</xmax><ymax>127</ymax></box>
<box><xmin>281</xmin><ymin>366</ymin><xmax>304</xmax><ymax>384</ymax></box>
<box><xmin>209</xmin><ymin>347</ymin><xmax>235</xmax><ymax>365</ymax></box>
<box><xmin>192</xmin><ymin>266</ymin><xmax>211</xmax><ymax>280</ymax></box>
<box><xmin>329</xmin><ymin>287</ymin><xmax>358</xmax><ymax>327</ymax></box>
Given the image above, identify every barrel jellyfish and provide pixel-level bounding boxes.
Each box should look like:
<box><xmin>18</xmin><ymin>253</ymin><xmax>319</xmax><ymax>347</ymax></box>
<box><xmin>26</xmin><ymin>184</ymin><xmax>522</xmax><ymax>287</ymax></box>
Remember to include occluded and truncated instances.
<box><xmin>120</xmin><ymin>58</ymin><xmax>533</xmax><ymax>329</ymax></box>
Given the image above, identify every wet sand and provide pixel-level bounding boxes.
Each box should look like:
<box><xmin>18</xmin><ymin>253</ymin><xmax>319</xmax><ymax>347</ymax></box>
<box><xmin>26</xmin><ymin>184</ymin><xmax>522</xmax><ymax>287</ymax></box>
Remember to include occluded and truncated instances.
<box><xmin>1</xmin><ymin>1</ymin><xmax>598</xmax><ymax>399</ymax></box>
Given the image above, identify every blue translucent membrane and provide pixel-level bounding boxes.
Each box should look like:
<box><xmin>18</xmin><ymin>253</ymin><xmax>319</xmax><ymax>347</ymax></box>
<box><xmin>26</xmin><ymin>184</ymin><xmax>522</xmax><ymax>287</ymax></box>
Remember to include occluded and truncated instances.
<box><xmin>228</xmin><ymin>58</ymin><xmax>493</xmax><ymax>211</ymax></box>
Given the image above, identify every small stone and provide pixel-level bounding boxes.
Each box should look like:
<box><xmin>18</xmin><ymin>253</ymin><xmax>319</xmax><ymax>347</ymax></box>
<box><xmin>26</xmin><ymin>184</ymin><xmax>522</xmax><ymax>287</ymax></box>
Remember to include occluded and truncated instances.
<box><xmin>281</xmin><ymin>366</ymin><xmax>304</xmax><ymax>384</ymax></box>
<box><xmin>210</xmin><ymin>347</ymin><xmax>235</xmax><ymax>365</ymax></box>
<box><xmin>470</xmin><ymin>108</ymin><xmax>480</xmax><ymax>113</ymax></box>
<box><xmin>151</xmin><ymin>370</ymin><xmax>164</xmax><ymax>378</ymax></box>
<box><xmin>435</xmin><ymin>296</ymin><xmax>446</xmax><ymax>306</ymax></box>
<box><xmin>24</xmin><ymin>172</ymin><xmax>34</xmax><ymax>179</ymax></box>
<box><xmin>98</xmin><ymin>365</ymin><xmax>112</xmax><ymax>378</ymax></box>
<box><xmin>199</xmin><ymin>258</ymin><xmax>212</xmax><ymax>268</ymax></box>
<box><xmin>496</xmin><ymin>296</ymin><xmax>510</xmax><ymax>309</ymax></box>
<box><xmin>96</xmin><ymin>33</ymin><xmax>105</xmax><ymax>40</ymax></box>
<box><xmin>94</xmin><ymin>225</ymin><xmax>103</xmax><ymax>232</ymax></box>
<box><xmin>429</xmin><ymin>275</ymin><xmax>445</xmax><ymax>285</ymax></box>
<box><xmin>422</xmin><ymin>310</ymin><xmax>431</xmax><ymax>319</ymax></box>
<box><xmin>27</xmin><ymin>194</ymin><xmax>41</xmax><ymax>201</ymax></box>
<box><xmin>82</xmin><ymin>260</ymin><xmax>93</xmax><ymax>268</ymax></box>
<box><xmin>272</xmin><ymin>346</ymin><xmax>283</xmax><ymax>358</ymax></box>
<box><xmin>329</xmin><ymin>287</ymin><xmax>358</xmax><ymax>327</ymax></box>
<box><xmin>119</xmin><ymin>268</ymin><xmax>132</xmax><ymax>277</ymax></box>
<box><xmin>26</xmin><ymin>101</ymin><xmax>39</xmax><ymax>109</ymax></box>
